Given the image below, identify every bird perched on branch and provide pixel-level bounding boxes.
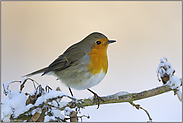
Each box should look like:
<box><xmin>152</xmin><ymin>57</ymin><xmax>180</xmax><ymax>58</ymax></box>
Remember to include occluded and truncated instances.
<box><xmin>23</xmin><ymin>32</ymin><xmax>116</xmax><ymax>108</ymax></box>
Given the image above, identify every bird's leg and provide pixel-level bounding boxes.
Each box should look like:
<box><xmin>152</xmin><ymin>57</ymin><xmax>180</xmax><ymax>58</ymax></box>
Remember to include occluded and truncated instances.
<box><xmin>68</xmin><ymin>87</ymin><xmax>76</xmax><ymax>108</ymax></box>
<box><xmin>87</xmin><ymin>88</ymin><xmax>104</xmax><ymax>109</ymax></box>
<box><xmin>68</xmin><ymin>87</ymin><xmax>74</xmax><ymax>97</ymax></box>
<box><xmin>68</xmin><ymin>87</ymin><xmax>83</xmax><ymax>112</ymax></box>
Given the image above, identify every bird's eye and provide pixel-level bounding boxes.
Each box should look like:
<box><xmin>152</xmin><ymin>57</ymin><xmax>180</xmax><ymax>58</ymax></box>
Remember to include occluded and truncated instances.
<box><xmin>96</xmin><ymin>41</ymin><xmax>101</xmax><ymax>45</ymax></box>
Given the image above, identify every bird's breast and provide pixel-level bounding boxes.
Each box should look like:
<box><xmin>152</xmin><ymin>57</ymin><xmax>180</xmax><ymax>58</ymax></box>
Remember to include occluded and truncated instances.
<box><xmin>86</xmin><ymin>45</ymin><xmax>108</xmax><ymax>74</ymax></box>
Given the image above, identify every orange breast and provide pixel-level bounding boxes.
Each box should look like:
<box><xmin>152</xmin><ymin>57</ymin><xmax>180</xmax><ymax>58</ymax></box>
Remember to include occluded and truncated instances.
<box><xmin>87</xmin><ymin>41</ymin><xmax>109</xmax><ymax>75</ymax></box>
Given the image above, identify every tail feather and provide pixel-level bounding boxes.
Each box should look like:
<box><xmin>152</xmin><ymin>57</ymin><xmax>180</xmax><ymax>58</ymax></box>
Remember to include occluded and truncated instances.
<box><xmin>22</xmin><ymin>67</ymin><xmax>48</xmax><ymax>77</ymax></box>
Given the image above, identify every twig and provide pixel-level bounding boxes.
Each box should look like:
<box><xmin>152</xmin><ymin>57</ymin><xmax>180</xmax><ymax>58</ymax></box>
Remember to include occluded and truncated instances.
<box><xmin>129</xmin><ymin>101</ymin><xmax>152</xmax><ymax>121</ymax></box>
<box><xmin>20</xmin><ymin>78</ymin><xmax>39</xmax><ymax>93</ymax></box>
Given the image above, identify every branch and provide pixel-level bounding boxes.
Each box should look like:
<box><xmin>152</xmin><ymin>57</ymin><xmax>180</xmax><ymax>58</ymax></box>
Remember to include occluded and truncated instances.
<box><xmin>61</xmin><ymin>78</ymin><xmax>182</xmax><ymax>110</ymax></box>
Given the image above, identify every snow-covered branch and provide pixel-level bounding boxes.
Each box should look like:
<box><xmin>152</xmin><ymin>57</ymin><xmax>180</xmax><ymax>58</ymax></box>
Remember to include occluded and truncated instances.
<box><xmin>63</xmin><ymin>79</ymin><xmax>182</xmax><ymax>110</ymax></box>
<box><xmin>1</xmin><ymin>57</ymin><xmax>182</xmax><ymax>122</ymax></box>
<box><xmin>1</xmin><ymin>77</ymin><xmax>181</xmax><ymax>122</ymax></box>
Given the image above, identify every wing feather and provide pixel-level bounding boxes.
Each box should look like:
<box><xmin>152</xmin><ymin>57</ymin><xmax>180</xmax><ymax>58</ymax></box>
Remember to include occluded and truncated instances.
<box><xmin>42</xmin><ymin>42</ymin><xmax>85</xmax><ymax>75</ymax></box>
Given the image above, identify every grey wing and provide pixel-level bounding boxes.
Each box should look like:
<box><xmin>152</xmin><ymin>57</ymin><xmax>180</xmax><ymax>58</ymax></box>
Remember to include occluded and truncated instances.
<box><xmin>42</xmin><ymin>44</ymin><xmax>85</xmax><ymax>76</ymax></box>
<box><xmin>23</xmin><ymin>54</ymin><xmax>79</xmax><ymax>77</ymax></box>
<box><xmin>41</xmin><ymin>55</ymin><xmax>76</xmax><ymax>76</ymax></box>
<box><xmin>24</xmin><ymin>41</ymin><xmax>85</xmax><ymax>77</ymax></box>
<box><xmin>23</xmin><ymin>55</ymin><xmax>72</xmax><ymax>77</ymax></box>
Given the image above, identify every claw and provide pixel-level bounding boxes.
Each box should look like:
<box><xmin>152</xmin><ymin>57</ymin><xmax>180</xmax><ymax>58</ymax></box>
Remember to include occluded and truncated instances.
<box><xmin>93</xmin><ymin>93</ymin><xmax>104</xmax><ymax>109</ymax></box>
<box><xmin>87</xmin><ymin>89</ymin><xmax>104</xmax><ymax>109</ymax></box>
<box><xmin>70</xmin><ymin>100</ymin><xmax>76</xmax><ymax>108</ymax></box>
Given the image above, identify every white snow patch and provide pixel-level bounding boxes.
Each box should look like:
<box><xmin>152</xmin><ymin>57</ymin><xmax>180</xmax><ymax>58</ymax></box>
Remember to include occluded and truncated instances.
<box><xmin>48</xmin><ymin>100</ymin><xmax>58</xmax><ymax>107</ymax></box>
<box><xmin>166</xmin><ymin>76</ymin><xmax>182</xmax><ymax>102</ymax></box>
<box><xmin>114</xmin><ymin>91</ymin><xmax>129</xmax><ymax>96</ymax></box>
<box><xmin>176</xmin><ymin>88</ymin><xmax>182</xmax><ymax>101</ymax></box>
<box><xmin>157</xmin><ymin>57</ymin><xmax>182</xmax><ymax>102</ymax></box>
<box><xmin>112</xmin><ymin>91</ymin><xmax>129</xmax><ymax>100</ymax></box>
<box><xmin>59</xmin><ymin>101</ymin><xmax>68</xmax><ymax>108</ymax></box>
<box><xmin>51</xmin><ymin>108</ymin><xmax>65</xmax><ymax>120</ymax></box>
<box><xmin>166</xmin><ymin>76</ymin><xmax>181</xmax><ymax>89</ymax></box>
<box><xmin>31</xmin><ymin>108</ymin><xmax>42</xmax><ymax>115</ymax></box>
<box><xmin>1</xmin><ymin>91</ymin><xmax>33</xmax><ymax>122</ymax></box>
<box><xmin>34</xmin><ymin>90</ymin><xmax>65</xmax><ymax>106</ymax></box>
<box><xmin>64</xmin><ymin>107</ymin><xmax>73</xmax><ymax>116</ymax></box>
<box><xmin>104</xmin><ymin>91</ymin><xmax>129</xmax><ymax>100</ymax></box>
<box><xmin>44</xmin><ymin>115</ymin><xmax>56</xmax><ymax>122</ymax></box>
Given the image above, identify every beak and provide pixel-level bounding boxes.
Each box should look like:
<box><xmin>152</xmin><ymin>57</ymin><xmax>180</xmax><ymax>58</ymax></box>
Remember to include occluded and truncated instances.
<box><xmin>105</xmin><ymin>40</ymin><xmax>116</xmax><ymax>44</ymax></box>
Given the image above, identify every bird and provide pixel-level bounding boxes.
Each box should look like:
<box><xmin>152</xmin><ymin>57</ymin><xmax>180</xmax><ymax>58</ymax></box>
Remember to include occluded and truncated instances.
<box><xmin>23</xmin><ymin>32</ymin><xmax>116</xmax><ymax>108</ymax></box>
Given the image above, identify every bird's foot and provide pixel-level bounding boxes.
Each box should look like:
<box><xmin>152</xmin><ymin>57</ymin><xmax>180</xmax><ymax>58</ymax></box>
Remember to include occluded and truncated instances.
<box><xmin>92</xmin><ymin>93</ymin><xmax>104</xmax><ymax>109</ymax></box>
<box><xmin>69</xmin><ymin>99</ymin><xmax>84</xmax><ymax>112</ymax></box>
<box><xmin>87</xmin><ymin>89</ymin><xmax>104</xmax><ymax>109</ymax></box>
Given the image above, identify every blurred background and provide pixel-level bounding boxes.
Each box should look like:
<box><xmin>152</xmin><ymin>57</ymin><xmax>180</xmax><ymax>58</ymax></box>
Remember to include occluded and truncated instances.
<box><xmin>1</xmin><ymin>1</ymin><xmax>182</xmax><ymax>122</ymax></box>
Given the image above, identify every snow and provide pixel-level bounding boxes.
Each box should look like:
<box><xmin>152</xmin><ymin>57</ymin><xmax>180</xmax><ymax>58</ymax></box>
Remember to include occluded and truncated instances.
<box><xmin>64</xmin><ymin>107</ymin><xmax>73</xmax><ymax>116</ymax></box>
<box><xmin>166</xmin><ymin>76</ymin><xmax>181</xmax><ymax>90</ymax></box>
<box><xmin>59</xmin><ymin>101</ymin><xmax>69</xmax><ymax>108</ymax></box>
<box><xmin>114</xmin><ymin>91</ymin><xmax>129</xmax><ymax>96</ymax></box>
<box><xmin>51</xmin><ymin>108</ymin><xmax>65</xmax><ymax>120</ymax></box>
<box><xmin>156</xmin><ymin>57</ymin><xmax>172</xmax><ymax>75</ymax></box>
<box><xmin>112</xmin><ymin>91</ymin><xmax>129</xmax><ymax>100</ymax></box>
<box><xmin>157</xmin><ymin>57</ymin><xmax>182</xmax><ymax>102</ymax></box>
<box><xmin>31</xmin><ymin>108</ymin><xmax>42</xmax><ymax>115</ymax></box>
<box><xmin>44</xmin><ymin>115</ymin><xmax>56</xmax><ymax>122</ymax></box>
<box><xmin>104</xmin><ymin>91</ymin><xmax>129</xmax><ymax>100</ymax></box>
<box><xmin>166</xmin><ymin>76</ymin><xmax>182</xmax><ymax>101</ymax></box>
<box><xmin>48</xmin><ymin>100</ymin><xmax>58</xmax><ymax>107</ymax></box>
<box><xmin>19</xmin><ymin>77</ymin><xmax>28</xmax><ymax>88</ymax></box>
<box><xmin>163</xmin><ymin>57</ymin><xmax>167</xmax><ymax>61</ymax></box>
<box><xmin>2</xmin><ymin>81</ymin><xmax>14</xmax><ymax>95</ymax></box>
<box><xmin>157</xmin><ymin>58</ymin><xmax>181</xmax><ymax>90</ymax></box>
<box><xmin>1</xmin><ymin>91</ymin><xmax>33</xmax><ymax>122</ymax></box>
<box><xmin>166</xmin><ymin>68</ymin><xmax>175</xmax><ymax>75</ymax></box>
<box><xmin>1</xmin><ymin>103</ymin><xmax>11</xmax><ymax>122</ymax></box>
<box><xmin>34</xmin><ymin>90</ymin><xmax>65</xmax><ymax>106</ymax></box>
<box><xmin>176</xmin><ymin>88</ymin><xmax>182</xmax><ymax>101</ymax></box>
<box><xmin>1</xmin><ymin>85</ymin><xmax>67</xmax><ymax>122</ymax></box>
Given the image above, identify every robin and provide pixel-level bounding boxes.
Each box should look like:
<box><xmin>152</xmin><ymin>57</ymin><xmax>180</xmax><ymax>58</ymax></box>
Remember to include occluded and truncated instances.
<box><xmin>24</xmin><ymin>32</ymin><xmax>116</xmax><ymax>108</ymax></box>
